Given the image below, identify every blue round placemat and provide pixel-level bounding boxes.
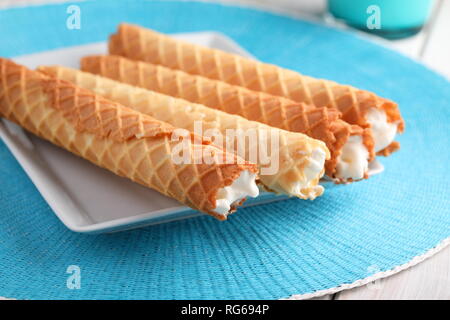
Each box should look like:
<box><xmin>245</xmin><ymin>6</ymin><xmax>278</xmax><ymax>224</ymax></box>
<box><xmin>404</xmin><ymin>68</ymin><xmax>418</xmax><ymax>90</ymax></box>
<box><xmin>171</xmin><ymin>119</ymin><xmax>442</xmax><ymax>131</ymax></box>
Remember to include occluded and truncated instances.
<box><xmin>0</xmin><ymin>0</ymin><xmax>449</xmax><ymax>300</ymax></box>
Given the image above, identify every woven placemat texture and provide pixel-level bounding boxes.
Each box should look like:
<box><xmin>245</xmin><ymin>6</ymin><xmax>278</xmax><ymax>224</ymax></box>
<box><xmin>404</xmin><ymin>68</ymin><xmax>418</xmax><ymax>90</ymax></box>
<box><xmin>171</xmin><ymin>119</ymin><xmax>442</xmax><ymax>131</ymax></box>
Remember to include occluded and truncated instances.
<box><xmin>0</xmin><ymin>0</ymin><xmax>449</xmax><ymax>299</ymax></box>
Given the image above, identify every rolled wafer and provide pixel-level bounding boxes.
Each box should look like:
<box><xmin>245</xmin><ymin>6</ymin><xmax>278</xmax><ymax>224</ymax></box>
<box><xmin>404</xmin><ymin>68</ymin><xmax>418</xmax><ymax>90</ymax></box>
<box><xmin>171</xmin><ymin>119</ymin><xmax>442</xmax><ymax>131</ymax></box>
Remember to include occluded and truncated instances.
<box><xmin>80</xmin><ymin>55</ymin><xmax>374</xmax><ymax>181</ymax></box>
<box><xmin>109</xmin><ymin>23</ymin><xmax>404</xmax><ymax>156</ymax></box>
<box><xmin>0</xmin><ymin>58</ymin><xmax>260</xmax><ymax>220</ymax></box>
<box><xmin>39</xmin><ymin>65</ymin><xmax>330</xmax><ymax>199</ymax></box>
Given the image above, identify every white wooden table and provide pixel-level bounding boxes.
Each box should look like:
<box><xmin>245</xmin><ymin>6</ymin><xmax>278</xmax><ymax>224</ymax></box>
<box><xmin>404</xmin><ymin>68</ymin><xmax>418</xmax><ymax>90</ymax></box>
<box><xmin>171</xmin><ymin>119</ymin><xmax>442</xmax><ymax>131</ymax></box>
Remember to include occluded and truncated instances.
<box><xmin>1</xmin><ymin>0</ymin><xmax>449</xmax><ymax>300</ymax></box>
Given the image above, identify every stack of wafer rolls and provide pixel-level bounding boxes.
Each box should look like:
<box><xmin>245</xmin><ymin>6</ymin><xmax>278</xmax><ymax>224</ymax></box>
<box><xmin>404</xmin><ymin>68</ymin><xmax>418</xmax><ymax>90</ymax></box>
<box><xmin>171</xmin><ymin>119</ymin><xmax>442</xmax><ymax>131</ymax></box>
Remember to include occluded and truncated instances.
<box><xmin>0</xmin><ymin>58</ymin><xmax>264</xmax><ymax>220</ymax></box>
<box><xmin>109</xmin><ymin>23</ymin><xmax>404</xmax><ymax>157</ymax></box>
<box><xmin>79</xmin><ymin>55</ymin><xmax>374</xmax><ymax>182</ymax></box>
<box><xmin>39</xmin><ymin>65</ymin><xmax>330</xmax><ymax>199</ymax></box>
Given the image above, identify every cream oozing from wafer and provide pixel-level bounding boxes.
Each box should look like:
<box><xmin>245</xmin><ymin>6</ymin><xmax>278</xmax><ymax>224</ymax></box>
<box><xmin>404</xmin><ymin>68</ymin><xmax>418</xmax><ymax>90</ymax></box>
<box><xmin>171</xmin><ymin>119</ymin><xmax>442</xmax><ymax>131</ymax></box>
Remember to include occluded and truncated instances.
<box><xmin>214</xmin><ymin>170</ymin><xmax>259</xmax><ymax>215</ymax></box>
<box><xmin>335</xmin><ymin>136</ymin><xmax>369</xmax><ymax>181</ymax></box>
<box><xmin>292</xmin><ymin>147</ymin><xmax>327</xmax><ymax>199</ymax></box>
<box><xmin>366</xmin><ymin>108</ymin><xmax>398</xmax><ymax>152</ymax></box>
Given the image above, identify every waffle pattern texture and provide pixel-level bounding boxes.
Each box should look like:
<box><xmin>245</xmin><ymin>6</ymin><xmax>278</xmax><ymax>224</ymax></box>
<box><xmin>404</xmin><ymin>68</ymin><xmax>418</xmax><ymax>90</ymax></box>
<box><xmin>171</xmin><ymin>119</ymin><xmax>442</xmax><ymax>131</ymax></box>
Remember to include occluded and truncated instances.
<box><xmin>0</xmin><ymin>59</ymin><xmax>257</xmax><ymax>220</ymax></box>
<box><xmin>0</xmin><ymin>0</ymin><xmax>449</xmax><ymax>300</ymax></box>
<box><xmin>40</xmin><ymin>65</ymin><xmax>328</xmax><ymax>198</ymax></box>
<box><xmin>110</xmin><ymin>23</ymin><xmax>405</xmax><ymax>156</ymax></box>
<box><xmin>79</xmin><ymin>55</ymin><xmax>373</xmax><ymax>178</ymax></box>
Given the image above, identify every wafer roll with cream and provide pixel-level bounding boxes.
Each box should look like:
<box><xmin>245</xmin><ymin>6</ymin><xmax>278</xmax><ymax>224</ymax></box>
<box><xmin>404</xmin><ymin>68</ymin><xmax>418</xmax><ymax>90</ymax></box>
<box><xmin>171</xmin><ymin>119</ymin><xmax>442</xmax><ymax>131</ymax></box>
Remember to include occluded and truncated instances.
<box><xmin>80</xmin><ymin>55</ymin><xmax>374</xmax><ymax>181</ymax></box>
<box><xmin>39</xmin><ymin>65</ymin><xmax>329</xmax><ymax>198</ymax></box>
<box><xmin>109</xmin><ymin>23</ymin><xmax>404</xmax><ymax>156</ymax></box>
<box><xmin>0</xmin><ymin>58</ymin><xmax>261</xmax><ymax>220</ymax></box>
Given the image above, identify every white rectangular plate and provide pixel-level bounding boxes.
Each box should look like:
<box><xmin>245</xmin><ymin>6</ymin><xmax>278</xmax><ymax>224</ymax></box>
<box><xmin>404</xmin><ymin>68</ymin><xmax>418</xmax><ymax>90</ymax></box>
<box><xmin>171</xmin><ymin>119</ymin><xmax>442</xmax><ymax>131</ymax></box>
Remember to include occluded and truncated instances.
<box><xmin>0</xmin><ymin>31</ymin><xmax>383</xmax><ymax>234</ymax></box>
<box><xmin>0</xmin><ymin>32</ymin><xmax>293</xmax><ymax>234</ymax></box>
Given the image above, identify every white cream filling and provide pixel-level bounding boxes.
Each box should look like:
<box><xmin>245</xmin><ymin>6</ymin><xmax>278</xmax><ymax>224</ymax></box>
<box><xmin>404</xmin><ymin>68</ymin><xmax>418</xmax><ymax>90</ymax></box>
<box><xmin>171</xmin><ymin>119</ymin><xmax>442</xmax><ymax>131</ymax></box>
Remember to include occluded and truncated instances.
<box><xmin>335</xmin><ymin>136</ymin><xmax>369</xmax><ymax>181</ymax></box>
<box><xmin>293</xmin><ymin>147</ymin><xmax>327</xmax><ymax>199</ymax></box>
<box><xmin>213</xmin><ymin>170</ymin><xmax>259</xmax><ymax>216</ymax></box>
<box><xmin>366</xmin><ymin>108</ymin><xmax>398</xmax><ymax>152</ymax></box>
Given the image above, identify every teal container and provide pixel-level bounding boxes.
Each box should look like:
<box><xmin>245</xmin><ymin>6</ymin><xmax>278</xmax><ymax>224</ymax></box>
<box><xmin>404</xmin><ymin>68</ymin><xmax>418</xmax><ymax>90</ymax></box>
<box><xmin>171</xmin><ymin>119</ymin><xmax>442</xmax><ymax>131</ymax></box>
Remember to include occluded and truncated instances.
<box><xmin>328</xmin><ymin>0</ymin><xmax>434</xmax><ymax>38</ymax></box>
